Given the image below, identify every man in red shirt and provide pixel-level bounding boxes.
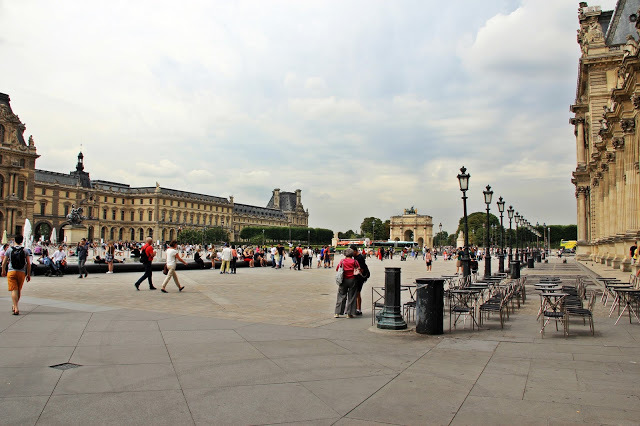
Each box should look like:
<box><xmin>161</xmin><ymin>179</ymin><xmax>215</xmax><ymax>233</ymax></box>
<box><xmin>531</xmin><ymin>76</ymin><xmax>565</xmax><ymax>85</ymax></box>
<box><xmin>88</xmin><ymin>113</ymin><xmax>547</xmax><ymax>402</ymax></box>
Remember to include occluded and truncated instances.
<box><xmin>134</xmin><ymin>237</ymin><xmax>157</xmax><ymax>291</ymax></box>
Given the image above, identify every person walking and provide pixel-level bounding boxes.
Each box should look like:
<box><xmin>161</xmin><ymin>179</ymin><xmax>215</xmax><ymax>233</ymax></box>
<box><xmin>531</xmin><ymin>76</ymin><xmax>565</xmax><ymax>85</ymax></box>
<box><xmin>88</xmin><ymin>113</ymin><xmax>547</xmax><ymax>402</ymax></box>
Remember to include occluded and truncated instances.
<box><xmin>334</xmin><ymin>248</ymin><xmax>360</xmax><ymax>318</ymax></box>
<box><xmin>161</xmin><ymin>240</ymin><xmax>186</xmax><ymax>293</ymax></box>
<box><xmin>230</xmin><ymin>245</ymin><xmax>238</xmax><ymax>274</ymax></box>
<box><xmin>77</xmin><ymin>238</ymin><xmax>89</xmax><ymax>278</ymax></box>
<box><xmin>220</xmin><ymin>243</ymin><xmax>232</xmax><ymax>274</ymax></box>
<box><xmin>134</xmin><ymin>237</ymin><xmax>157</xmax><ymax>290</ymax></box>
<box><xmin>105</xmin><ymin>241</ymin><xmax>115</xmax><ymax>274</ymax></box>
<box><xmin>2</xmin><ymin>235</ymin><xmax>31</xmax><ymax>315</ymax></box>
<box><xmin>350</xmin><ymin>245</ymin><xmax>370</xmax><ymax>316</ymax></box>
<box><xmin>425</xmin><ymin>248</ymin><xmax>432</xmax><ymax>272</ymax></box>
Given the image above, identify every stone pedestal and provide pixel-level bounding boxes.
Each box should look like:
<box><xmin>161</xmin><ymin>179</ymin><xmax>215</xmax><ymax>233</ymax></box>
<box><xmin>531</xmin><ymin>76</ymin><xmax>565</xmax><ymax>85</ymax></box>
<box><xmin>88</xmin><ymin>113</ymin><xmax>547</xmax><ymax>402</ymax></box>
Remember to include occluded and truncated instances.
<box><xmin>63</xmin><ymin>225</ymin><xmax>87</xmax><ymax>245</ymax></box>
<box><xmin>612</xmin><ymin>257</ymin><xmax>622</xmax><ymax>270</ymax></box>
<box><xmin>622</xmin><ymin>258</ymin><xmax>632</xmax><ymax>272</ymax></box>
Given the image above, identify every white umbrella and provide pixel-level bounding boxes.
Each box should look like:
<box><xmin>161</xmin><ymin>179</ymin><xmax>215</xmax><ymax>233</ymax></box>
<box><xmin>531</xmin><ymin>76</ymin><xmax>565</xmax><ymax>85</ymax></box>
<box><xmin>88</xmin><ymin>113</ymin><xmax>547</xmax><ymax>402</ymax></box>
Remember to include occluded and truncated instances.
<box><xmin>51</xmin><ymin>227</ymin><xmax>57</xmax><ymax>245</ymax></box>
<box><xmin>23</xmin><ymin>219</ymin><xmax>32</xmax><ymax>251</ymax></box>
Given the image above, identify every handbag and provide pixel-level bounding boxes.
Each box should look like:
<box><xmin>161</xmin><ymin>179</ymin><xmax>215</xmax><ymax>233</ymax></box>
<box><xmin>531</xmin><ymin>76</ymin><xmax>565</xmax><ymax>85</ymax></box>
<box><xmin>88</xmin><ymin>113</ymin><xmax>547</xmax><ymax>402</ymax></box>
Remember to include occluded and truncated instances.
<box><xmin>162</xmin><ymin>264</ymin><xmax>168</xmax><ymax>275</ymax></box>
<box><xmin>335</xmin><ymin>260</ymin><xmax>344</xmax><ymax>285</ymax></box>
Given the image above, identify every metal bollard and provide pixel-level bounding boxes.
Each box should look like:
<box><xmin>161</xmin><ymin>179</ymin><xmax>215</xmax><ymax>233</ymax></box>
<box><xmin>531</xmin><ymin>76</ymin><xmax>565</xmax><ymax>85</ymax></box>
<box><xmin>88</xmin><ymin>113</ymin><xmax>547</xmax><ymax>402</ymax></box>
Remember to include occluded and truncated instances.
<box><xmin>415</xmin><ymin>278</ymin><xmax>444</xmax><ymax>335</ymax></box>
<box><xmin>377</xmin><ymin>267</ymin><xmax>407</xmax><ymax>330</ymax></box>
<box><xmin>510</xmin><ymin>260</ymin><xmax>520</xmax><ymax>279</ymax></box>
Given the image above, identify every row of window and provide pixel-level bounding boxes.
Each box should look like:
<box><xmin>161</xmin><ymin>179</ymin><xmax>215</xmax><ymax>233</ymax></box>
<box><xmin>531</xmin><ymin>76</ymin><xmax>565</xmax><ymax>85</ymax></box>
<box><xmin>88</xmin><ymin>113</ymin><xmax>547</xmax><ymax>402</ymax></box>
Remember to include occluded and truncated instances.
<box><xmin>36</xmin><ymin>189</ymin><xmax>231</xmax><ymax>213</ymax></box>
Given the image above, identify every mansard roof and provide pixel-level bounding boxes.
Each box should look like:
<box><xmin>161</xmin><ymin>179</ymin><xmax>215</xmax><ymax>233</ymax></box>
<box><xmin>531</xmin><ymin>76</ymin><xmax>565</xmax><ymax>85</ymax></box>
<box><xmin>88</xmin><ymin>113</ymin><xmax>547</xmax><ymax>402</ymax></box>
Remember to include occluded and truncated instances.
<box><xmin>35</xmin><ymin>169</ymin><xmax>83</xmax><ymax>186</ymax></box>
<box><xmin>266</xmin><ymin>191</ymin><xmax>297</xmax><ymax>211</ymax></box>
<box><xmin>233</xmin><ymin>203</ymin><xmax>286</xmax><ymax>220</ymax></box>
<box><xmin>605</xmin><ymin>0</ymin><xmax>640</xmax><ymax>45</ymax></box>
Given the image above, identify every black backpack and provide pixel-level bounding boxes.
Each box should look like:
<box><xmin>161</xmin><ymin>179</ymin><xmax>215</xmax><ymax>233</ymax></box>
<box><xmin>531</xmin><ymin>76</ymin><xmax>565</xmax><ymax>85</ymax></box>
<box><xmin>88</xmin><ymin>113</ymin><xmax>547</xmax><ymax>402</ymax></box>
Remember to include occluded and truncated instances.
<box><xmin>139</xmin><ymin>246</ymin><xmax>148</xmax><ymax>263</ymax></box>
<box><xmin>10</xmin><ymin>247</ymin><xmax>26</xmax><ymax>270</ymax></box>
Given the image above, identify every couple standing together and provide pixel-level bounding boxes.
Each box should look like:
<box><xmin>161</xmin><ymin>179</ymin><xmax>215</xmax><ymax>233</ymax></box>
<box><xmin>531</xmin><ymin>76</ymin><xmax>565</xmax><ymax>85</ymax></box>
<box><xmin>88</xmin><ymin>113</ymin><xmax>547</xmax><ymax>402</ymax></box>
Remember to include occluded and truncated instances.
<box><xmin>334</xmin><ymin>245</ymin><xmax>370</xmax><ymax>318</ymax></box>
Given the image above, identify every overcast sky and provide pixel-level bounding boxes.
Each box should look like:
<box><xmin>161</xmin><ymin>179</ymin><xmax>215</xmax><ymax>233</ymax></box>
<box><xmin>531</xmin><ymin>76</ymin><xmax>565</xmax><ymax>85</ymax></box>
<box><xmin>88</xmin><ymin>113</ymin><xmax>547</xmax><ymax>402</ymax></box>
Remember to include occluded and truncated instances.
<box><xmin>0</xmin><ymin>0</ymin><xmax>619</xmax><ymax>235</ymax></box>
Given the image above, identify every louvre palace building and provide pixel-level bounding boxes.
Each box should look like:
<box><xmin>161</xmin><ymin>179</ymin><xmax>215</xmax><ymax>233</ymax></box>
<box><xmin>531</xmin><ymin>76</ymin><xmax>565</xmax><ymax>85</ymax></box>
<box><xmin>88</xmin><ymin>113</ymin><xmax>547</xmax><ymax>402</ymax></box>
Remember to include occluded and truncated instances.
<box><xmin>571</xmin><ymin>1</ymin><xmax>640</xmax><ymax>271</ymax></box>
<box><xmin>0</xmin><ymin>92</ymin><xmax>308</xmax><ymax>243</ymax></box>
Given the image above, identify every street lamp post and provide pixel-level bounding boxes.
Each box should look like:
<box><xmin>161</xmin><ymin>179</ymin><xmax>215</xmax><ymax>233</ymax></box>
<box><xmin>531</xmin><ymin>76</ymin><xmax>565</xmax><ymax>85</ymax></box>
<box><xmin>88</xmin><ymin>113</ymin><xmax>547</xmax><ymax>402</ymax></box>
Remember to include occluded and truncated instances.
<box><xmin>438</xmin><ymin>222</ymin><xmax>442</xmax><ymax>254</ymax></box>
<box><xmin>507</xmin><ymin>206</ymin><xmax>514</xmax><ymax>265</ymax></box>
<box><xmin>307</xmin><ymin>229</ymin><xmax>310</xmax><ymax>247</ymax></box>
<box><xmin>514</xmin><ymin>213</ymin><xmax>520</xmax><ymax>261</ymax></box>
<box><xmin>483</xmin><ymin>185</ymin><xmax>493</xmax><ymax>278</ymax></box>
<box><xmin>548</xmin><ymin>226</ymin><xmax>551</xmax><ymax>255</ymax></box>
<box><xmin>262</xmin><ymin>229</ymin><xmax>265</xmax><ymax>247</ymax></box>
<box><xmin>457</xmin><ymin>166</ymin><xmax>471</xmax><ymax>278</ymax></box>
<box><xmin>497</xmin><ymin>197</ymin><xmax>505</xmax><ymax>273</ymax></box>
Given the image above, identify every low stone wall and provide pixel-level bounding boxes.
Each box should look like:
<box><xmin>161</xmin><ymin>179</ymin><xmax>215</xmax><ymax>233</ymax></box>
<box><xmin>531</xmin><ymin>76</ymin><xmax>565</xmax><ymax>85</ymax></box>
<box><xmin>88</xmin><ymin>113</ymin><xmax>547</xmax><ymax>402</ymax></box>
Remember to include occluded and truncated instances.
<box><xmin>32</xmin><ymin>259</ymin><xmax>269</xmax><ymax>275</ymax></box>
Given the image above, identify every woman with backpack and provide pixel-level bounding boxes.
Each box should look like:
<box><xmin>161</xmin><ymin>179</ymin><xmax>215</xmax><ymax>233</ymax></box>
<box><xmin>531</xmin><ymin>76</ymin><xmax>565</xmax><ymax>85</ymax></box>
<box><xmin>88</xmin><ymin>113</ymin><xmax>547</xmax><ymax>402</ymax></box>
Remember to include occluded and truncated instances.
<box><xmin>1</xmin><ymin>235</ymin><xmax>31</xmax><ymax>315</ymax></box>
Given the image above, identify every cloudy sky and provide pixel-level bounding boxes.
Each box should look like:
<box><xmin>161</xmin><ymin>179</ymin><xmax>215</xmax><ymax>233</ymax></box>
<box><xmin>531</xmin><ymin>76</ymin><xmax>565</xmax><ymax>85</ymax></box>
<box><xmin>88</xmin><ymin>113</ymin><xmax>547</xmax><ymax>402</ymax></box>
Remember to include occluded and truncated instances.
<box><xmin>0</xmin><ymin>0</ymin><xmax>619</xmax><ymax>235</ymax></box>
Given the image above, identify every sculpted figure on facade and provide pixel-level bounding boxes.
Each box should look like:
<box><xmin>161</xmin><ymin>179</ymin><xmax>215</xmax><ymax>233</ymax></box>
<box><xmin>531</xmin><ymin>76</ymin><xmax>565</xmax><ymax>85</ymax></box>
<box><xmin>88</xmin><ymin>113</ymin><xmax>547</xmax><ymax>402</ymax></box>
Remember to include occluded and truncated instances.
<box><xmin>623</xmin><ymin>35</ymin><xmax>639</xmax><ymax>58</ymax></box>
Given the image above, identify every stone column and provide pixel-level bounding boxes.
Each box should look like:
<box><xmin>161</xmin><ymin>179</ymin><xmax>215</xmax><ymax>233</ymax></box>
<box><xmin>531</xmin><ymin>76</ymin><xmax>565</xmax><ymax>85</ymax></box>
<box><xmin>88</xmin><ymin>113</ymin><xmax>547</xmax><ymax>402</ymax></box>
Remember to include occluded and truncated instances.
<box><xmin>577</xmin><ymin>188</ymin><xmax>588</xmax><ymax>242</ymax></box>
<box><xmin>576</xmin><ymin>118</ymin><xmax>586</xmax><ymax>165</ymax></box>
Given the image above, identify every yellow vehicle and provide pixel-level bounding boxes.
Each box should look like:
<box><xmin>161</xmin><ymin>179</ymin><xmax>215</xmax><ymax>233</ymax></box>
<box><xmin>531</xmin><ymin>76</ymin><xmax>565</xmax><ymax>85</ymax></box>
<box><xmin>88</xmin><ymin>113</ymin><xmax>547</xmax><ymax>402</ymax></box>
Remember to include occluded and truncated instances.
<box><xmin>560</xmin><ymin>240</ymin><xmax>577</xmax><ymax>251</ymax></box>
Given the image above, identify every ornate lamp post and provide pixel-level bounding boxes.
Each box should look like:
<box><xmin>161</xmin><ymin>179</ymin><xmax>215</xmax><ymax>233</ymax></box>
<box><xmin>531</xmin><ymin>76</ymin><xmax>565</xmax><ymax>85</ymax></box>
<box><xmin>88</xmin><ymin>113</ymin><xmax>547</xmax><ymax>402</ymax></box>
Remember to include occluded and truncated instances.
<box><xmin>507</xmin><ymin>206</ymin><xmax>514</xmax><ymax>265</ymax></box>
<box><xmin>457</xmin><ymin>166</ymin><xmax>471</xmax><ymax>278</ymax></box>
<box><xmin>497</xmin><ymin>197</ymin><xmax>505</xmax><ymax>273</ymax></box>
<box><xmin>542</xmin><ymin>222</ymin><xmax>547</xmax><ymax>258</ymax></box>
<box><xmin>483</xmin><ymin>185</ymin><xmax>493</xmax><ymax>278</ymax></box>
<box><xmin>438</xmin><ymin>222</ymin><xmax>442</xmax><ymax>253</ymax></box>
<box><xmin>514</xmin><ymin>213</ymin><xmax>520</xmax><ymax>261</ymax></box>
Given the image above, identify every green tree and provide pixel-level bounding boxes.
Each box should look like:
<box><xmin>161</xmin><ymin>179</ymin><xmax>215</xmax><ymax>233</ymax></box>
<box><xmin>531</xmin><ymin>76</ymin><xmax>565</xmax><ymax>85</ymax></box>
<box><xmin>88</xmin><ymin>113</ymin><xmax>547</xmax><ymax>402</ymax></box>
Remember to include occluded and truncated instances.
<box><xmin>457</xmin><ymin>212</ymin><xmax>500</xmax><ymax>246</ymax></box>
<box><xmin>360</xmin><ymin>217</ymin><xmax>385</xmax><ymax>240</ymax></box>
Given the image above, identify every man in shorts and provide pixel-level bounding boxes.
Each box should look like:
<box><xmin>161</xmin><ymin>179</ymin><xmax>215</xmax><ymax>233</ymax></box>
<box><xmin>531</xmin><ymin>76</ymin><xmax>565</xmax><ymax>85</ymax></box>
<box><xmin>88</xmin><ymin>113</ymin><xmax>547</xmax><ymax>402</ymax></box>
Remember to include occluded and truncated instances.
<box><xmin>2</xmin><ymin>235</ymin><xmax>31</xmax><ymax>315</ymax></box>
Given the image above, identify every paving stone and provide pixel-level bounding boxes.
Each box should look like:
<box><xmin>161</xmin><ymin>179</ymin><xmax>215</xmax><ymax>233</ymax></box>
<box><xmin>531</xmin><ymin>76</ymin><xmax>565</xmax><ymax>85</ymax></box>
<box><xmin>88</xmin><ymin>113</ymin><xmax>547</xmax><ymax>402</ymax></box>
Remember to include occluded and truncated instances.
<box><xmin>0</xmin><ymin>395</ymin><xmax>49</xmax><ymax>426</ymax></box>
<box><xmin>0</xmin><ymin>346</ymin><xmax>75</xmax><ymax>367</ymax></box>
<box><xmin>252</xmin><ymin>338</ymin><xmax>352</xmax><ymax>357</ymax></box>
<box><xmin>0</xmin><ymin>330</ymin><xmax>84</xmax><ymax>347</ymax></box>
<box><xmin>84</xmin><ymin>319</ymin><xmax>160</xmax><ymax>332</ymax></box>
<box><xmin>53</xmin><ymin>363</ymin><xmax>180</xmax><ymax>394</ymax></box>
<box><xmin>166</xmin><ymin>341</ymin><xmax>265</xmax><ymax>364</ymax></box>
<box><xmin>0</xmin><ymin>367</ymin><xmax>62</xmax><ymax>397</ymax></box>
<box><xmin>38</xmin><ymin>390</ymin><xmax>193</xmax><ymax>425</ymax></box>
<box><xmin>70</xmin><ymin>344</ymin><xmax>170</xmax><ymax>365</ymax></box>
<box><xmin>300</xmin><ymin>374</ymin><xmax>396</xmax><ymax>415</ymax></box>
<box><xmin>161</xmin><ymin>329</ymin><xmax>245</xmax><ymax>345</ymax></box>
<box><xmin>173</xmin><ymin>358</ymin><xmax>292</xmax><ymax>389</ymax></box>
<box><xmin>183</xmin><ymin>383</ymin><xmax>338</xmax><ymax>424</ymax></box>
<box><xmin>77</xmin><ymin>331</ymin><xmax>165</xmax><ymax>346</ymax></box>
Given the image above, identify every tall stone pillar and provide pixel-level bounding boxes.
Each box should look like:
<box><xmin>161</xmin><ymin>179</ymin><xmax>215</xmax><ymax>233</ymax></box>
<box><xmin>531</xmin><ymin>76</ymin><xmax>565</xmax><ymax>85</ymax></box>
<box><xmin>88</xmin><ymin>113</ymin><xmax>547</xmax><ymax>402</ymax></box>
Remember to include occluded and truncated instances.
<box><xmin>576</xmin><ymin>118</ymin><xmax>586</xmax><ymax>165</ymax></box>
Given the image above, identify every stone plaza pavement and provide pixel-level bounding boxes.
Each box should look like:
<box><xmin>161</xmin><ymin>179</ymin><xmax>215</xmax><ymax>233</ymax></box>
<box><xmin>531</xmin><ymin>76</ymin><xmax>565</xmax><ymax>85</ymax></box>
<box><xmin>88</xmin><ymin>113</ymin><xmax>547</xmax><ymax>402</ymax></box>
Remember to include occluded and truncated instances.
<box><xmin>1</xmin><ymin>254</ymin><xmax>639</xmax><ymax>425</ymax></box>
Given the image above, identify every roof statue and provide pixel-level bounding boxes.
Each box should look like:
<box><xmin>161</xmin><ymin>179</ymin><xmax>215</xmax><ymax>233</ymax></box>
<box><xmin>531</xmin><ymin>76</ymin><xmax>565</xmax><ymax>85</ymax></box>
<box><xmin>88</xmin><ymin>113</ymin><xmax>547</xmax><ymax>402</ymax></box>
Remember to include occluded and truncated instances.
<box><xmin>404</xmin><ymin>206</ymin><xmax>417</xmax><ymax>215</ymax></box>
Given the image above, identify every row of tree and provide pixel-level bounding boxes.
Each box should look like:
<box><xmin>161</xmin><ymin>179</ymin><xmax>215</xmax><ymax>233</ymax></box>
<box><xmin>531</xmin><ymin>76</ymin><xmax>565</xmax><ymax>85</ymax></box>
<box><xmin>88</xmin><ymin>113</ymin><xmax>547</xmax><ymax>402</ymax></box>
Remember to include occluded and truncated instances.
<box><xmin>431</xmin><ymin>212</ymin><xmax>576</xmax><ymax>249</ymax></box>
<box><xmin>337</xmin><ymin>213</ymin><xmax>577</xmax><ymax>249</ymax></box>
<box><xmin>176</xmin><ymin>227</ymin><xmax>230</xmax><ymax>245</ymax></box>
<box><xmin>176</xmin><ymin>226</ymin><xmax>334</xmax><ymax>245</ymax></box>
<box><xmin>239</xmin><ymin>226</ymin><xmax>334</xmax><ymax>245</ymax></box>
<box><xmin>338</xmin><ymin>217</ymin><xmax>391</xmax><ymax>240</ymax></box>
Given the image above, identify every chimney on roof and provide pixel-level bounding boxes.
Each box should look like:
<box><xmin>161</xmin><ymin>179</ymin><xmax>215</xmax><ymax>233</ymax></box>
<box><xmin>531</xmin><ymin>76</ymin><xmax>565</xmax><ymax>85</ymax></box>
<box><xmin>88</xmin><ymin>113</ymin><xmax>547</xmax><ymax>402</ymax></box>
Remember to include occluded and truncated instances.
<box><xmin>273</xmin><ymin>188</ymin><xmax>280</xmax><ymax>209</ymax></box>
<box><xmin>295</xmin><ymin>189</ymin><xmax>301</xmax><ymax>207</ymax></box>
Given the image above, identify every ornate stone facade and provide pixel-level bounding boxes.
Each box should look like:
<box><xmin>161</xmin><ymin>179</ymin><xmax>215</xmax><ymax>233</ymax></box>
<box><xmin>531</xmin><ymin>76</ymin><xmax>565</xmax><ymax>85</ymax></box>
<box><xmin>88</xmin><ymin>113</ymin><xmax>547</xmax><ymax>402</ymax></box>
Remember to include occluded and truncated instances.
<box><xmin>0</xmin><ymin>92</ymin><xmax>308</xmax><ymax>242</ymax></box>
<box><xmin>571</xmin><ymin>1</ymin><xmax>640</xmax><ymax>271</ymax></box>
<box><xmin>389</xmin><ymin>207</ymin><xmax>433</xmax><ymax>247</ymax></box>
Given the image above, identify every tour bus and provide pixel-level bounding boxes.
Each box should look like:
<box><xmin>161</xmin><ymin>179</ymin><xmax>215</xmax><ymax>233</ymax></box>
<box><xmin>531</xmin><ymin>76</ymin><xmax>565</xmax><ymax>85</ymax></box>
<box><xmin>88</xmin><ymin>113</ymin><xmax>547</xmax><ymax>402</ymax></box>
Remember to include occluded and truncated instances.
<box><xmin>560</xmin><ymin>240</ymin><xmax>577</xmax><ymax>252</ymax></box>
<box><xmin>372</xmin><ymin>240</ymin><xmax>420</xmax><ymax>249</ymax></box>
<box><xmin>336</xmin><ymin>238</ymin><xmax>370</xmax><ymax>247</ymax></box>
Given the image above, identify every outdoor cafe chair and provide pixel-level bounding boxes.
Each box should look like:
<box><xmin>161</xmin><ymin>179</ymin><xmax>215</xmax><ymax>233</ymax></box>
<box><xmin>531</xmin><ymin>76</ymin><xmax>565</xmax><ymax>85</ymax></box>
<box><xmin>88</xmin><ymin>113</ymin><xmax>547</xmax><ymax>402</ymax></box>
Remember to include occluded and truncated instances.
<box><xmin>565</xmin><ymin>291</ymin><xmax>596</xmax><ymax>336</ymax></box>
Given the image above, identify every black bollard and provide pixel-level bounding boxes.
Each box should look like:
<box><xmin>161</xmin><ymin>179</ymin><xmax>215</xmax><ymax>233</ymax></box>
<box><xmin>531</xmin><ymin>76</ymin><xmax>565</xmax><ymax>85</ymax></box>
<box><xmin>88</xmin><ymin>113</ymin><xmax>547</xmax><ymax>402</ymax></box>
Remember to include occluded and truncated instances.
<box><xmin>498</xmin><ymin>253</ymin><xmax>505</xmax><ymax>274</ymax></box>
<box><xmin>527</xmin><ymin>256</ymin><xmax>534</xmax><ymax>268</ymax></box>
<box><xmin>377</xmin><ymin>267</ymin><xmax>407</xmax><ymax>330</ymax></box>
<box><xmin>415</xmin><ymin>278</ymin><xmax>444</xmax><ymax>335</ymax></box>
<box><xmin>510</xmin><ymin>260</ymin><xmax>520</xmax><ymax>279</ymax></box>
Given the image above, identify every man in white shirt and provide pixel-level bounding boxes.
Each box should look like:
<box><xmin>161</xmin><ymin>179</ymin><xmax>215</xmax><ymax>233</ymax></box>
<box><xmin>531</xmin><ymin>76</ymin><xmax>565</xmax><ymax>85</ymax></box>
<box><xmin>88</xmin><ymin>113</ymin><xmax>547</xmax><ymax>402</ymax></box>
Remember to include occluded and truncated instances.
<box><xmin>270</xmin><ymin>246</ymin><xmax>277</xmax><ymax>268</ymax></box>
<box><xmin>220</xmin><ymin>243</ymin><xmax>232</xmax><ymax>274</ymax></box>
<box><xmin>51</xmin><ymin>246</ymin><xmax>67</xmax><ymax>273</ymax></box>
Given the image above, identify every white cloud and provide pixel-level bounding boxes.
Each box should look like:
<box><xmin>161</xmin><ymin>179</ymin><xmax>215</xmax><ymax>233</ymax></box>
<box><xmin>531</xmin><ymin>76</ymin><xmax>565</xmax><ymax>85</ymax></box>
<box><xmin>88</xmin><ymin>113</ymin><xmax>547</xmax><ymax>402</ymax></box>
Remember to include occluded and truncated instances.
<box><xmin>1</xmin><ymin>0</ymin><xmax>591</xmax><ymax>234</ymax></box>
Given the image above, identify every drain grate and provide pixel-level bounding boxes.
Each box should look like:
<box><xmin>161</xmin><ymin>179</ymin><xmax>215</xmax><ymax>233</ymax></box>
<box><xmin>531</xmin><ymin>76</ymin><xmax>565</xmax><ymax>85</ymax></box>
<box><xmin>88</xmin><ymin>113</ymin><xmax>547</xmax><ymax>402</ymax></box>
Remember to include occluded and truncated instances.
<box><xmin>50</xmin><ymin>363</ymin><xmax>82</xmax><ymax>370</ymax></box>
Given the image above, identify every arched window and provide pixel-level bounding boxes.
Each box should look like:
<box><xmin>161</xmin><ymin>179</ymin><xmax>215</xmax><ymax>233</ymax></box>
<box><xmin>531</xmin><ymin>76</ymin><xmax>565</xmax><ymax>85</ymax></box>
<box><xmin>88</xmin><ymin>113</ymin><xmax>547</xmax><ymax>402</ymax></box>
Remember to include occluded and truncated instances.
<box><xmin>130</xmin><ymin>228</ymin><xmax>135</xmax><ymax>240</ymax></box>
<box><xmin>139</xmin><ymin>228</ymin><xmax>144</xmax><ymax>240</ymax></box>
<box><xmin>148</xmin><ymin>228</ymin><xmax>153</xmax><ymax>238</ymax></box>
